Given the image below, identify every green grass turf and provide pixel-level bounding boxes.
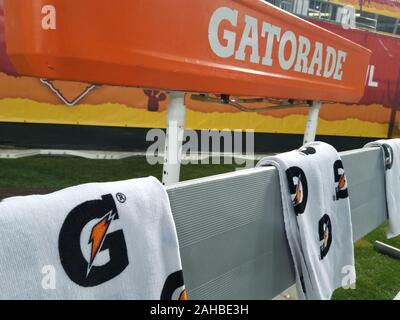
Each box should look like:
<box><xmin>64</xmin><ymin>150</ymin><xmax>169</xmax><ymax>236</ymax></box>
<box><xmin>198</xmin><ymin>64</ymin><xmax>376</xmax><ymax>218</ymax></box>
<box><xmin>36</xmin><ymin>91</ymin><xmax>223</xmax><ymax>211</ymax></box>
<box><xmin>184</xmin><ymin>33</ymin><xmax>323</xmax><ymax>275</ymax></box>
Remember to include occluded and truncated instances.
<box><xmin>333</xmin><ymin>222</ymin><xmax>400</xmax><ymax>300</ymax></box>
<box><xmin>0</xmin><ymin>156</ymin><xmax>244</xmax><ymax>189</ymax></box>
<box><xmin>1</xmin><ymin>156</ymin><xmax>400</xmax><ymax>299</ymax></box>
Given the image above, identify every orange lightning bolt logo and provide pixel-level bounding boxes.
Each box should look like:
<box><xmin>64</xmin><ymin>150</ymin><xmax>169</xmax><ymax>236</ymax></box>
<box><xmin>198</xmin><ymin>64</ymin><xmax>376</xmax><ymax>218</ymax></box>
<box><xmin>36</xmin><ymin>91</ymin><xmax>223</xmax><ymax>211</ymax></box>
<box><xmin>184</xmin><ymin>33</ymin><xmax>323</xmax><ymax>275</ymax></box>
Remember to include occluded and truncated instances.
<box><xmin>338</xmin><ymin>174</ymin><xmax>346</xmax><ymax>190</ymax></box>
<box><xmin>87</xmin><ymin>210</ymin><xmax>116</xmax><ymax>277</ymax></box>
<box><xmin>294</xmin><ymin>174</ymin><xmax>302</xmax><ymax>206</ymax></box>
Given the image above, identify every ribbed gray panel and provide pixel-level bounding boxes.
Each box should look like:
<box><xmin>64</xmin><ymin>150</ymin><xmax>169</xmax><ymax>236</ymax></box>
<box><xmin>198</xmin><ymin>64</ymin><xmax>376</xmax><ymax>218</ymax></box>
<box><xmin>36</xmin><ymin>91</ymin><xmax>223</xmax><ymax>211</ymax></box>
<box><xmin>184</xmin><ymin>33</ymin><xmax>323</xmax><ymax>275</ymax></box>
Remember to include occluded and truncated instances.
<box><xmin>167</xmin><ymin>169</ymin><xmax>295</xmax><ymax>299</ymax></box>
<box><xmin>167</xmin><ymin>147</ymin><xmax>387</xmax><ymax>300</ymax></box>
<box><xmin>342</xmin><ymin>148</ymin><xmax>387</xmax><ymax>241</ymax></box>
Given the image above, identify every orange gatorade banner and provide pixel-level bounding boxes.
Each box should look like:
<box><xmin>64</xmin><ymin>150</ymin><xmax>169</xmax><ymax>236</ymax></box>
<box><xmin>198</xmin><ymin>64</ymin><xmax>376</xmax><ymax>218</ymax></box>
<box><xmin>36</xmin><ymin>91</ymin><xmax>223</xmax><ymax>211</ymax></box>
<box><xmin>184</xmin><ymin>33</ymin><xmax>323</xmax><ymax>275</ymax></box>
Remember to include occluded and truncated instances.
<box><xmin>3</xmin><ymin>0</ymin><xmax>370</xmax><ymax>103</ymax></box>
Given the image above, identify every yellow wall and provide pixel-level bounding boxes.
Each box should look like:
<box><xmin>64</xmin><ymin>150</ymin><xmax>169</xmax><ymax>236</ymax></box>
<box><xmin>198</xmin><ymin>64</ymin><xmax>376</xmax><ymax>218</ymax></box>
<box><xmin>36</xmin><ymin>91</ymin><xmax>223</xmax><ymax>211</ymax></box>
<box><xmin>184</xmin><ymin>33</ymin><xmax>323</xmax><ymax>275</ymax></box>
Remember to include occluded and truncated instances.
<box><xmin>0</xmin><ymin>98</ymin><xmax>391</xmax><ymax>138</ymax></box>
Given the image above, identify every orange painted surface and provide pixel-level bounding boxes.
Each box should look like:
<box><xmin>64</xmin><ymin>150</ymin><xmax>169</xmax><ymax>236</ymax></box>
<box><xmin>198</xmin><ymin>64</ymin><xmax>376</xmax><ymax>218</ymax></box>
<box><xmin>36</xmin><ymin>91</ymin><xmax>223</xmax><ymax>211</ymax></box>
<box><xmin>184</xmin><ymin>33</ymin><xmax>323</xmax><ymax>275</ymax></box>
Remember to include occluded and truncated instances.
<box><xmin>3</xmin><ymin>0</ymin><xmax>370</xmax><ymax>103</ymax></box>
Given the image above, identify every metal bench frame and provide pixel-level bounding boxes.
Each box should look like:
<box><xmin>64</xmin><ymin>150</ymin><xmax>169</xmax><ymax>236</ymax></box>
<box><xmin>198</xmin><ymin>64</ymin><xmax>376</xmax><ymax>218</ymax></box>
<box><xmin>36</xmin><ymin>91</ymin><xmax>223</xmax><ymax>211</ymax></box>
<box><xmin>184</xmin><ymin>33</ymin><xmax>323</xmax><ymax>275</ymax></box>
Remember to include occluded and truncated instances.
<box><xmin>167</xmin><ymin>147</ymin><xmax>387</xmax><ymax>299</ymax></box>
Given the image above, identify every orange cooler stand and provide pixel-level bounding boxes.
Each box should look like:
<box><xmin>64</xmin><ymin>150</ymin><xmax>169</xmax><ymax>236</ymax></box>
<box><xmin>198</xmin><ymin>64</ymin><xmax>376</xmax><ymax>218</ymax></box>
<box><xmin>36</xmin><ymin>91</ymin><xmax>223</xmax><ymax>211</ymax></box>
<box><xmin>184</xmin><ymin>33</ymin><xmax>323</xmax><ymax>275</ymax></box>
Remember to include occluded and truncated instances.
<box><xmin>3</xmin><ymin>0</ymin><xmax>370</xmax><ymax>103</ymax></box>
<box><xmin>2</xmin><ymin>0</ymin><xmax>372</xmax><ymax>185</ymax></box>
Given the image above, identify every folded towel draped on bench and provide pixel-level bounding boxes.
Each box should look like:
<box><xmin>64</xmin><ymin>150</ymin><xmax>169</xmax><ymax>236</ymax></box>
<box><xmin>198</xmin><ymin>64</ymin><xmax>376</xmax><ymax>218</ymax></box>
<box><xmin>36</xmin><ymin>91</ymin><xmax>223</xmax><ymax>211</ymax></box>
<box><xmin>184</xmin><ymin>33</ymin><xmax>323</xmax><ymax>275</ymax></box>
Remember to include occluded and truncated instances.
<box><xmin>0</xmin><ymin>176</ymin><xmax>185</xmax><ymax>300</ymax></box>
<box><xmin>364</xmin><ymin>139</ymin><xmax>400</xmax><ymax>239</ymax></box>
<box><xmin>258</xmin><ymin>141</ymin><xmax>355</xmax><ymax>300</ymax></box>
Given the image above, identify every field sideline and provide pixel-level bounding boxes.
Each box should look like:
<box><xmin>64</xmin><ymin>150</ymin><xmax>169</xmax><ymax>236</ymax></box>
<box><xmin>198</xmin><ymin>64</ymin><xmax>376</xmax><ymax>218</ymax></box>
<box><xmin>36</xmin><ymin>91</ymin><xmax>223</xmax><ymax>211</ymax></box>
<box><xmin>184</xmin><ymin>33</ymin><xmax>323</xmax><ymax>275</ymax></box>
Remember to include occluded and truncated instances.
<box><xmin>0</xmin><ymin>156</ymin><xmax>399</xmax><ymax>300</ymax></box>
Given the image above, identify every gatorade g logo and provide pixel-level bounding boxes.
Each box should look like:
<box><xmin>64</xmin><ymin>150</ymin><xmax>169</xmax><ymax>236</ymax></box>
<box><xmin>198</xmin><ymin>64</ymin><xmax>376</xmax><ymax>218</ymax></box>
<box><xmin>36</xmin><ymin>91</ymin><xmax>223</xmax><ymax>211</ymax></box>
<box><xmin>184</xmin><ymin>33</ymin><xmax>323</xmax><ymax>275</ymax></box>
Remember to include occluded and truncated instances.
<box><xmin>286</xmin><ymin>166</ymin><xmax>308</xmax><ymax>215</ymax></box>
<box><xmin>319</xmin><ymin>214</ymin><xmax>332</xmax><ymax>260</ymax></box>
<box><xmin>161</xmin><ymin>270</ymin><xmax>187</xmax><ymax>300</ymax></box>
<box><xmin>59</xmin><ymin>194</ymin><xmax>129</xmax><ymax>287</ymax></box>
<box><xmin>333</xmin><ymin>160</ymin><xmax>349</xmax><ymax>200</ymax></box>
<box><xmin>382</xmin><ymin>143</ymin><xmax>394</xmax><ymax>170</ymax></box>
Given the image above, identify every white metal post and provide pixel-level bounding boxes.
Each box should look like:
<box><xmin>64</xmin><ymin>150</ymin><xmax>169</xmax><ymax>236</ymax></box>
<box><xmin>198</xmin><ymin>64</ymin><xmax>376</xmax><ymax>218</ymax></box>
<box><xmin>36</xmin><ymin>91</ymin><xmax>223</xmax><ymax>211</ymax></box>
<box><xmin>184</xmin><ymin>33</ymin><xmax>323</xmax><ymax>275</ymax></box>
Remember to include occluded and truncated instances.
<box><xmin>162</xmin><ymin>91</ymin><xmax>186</xmax><ymax>186</ymax></box>
<box><xmin>303</xmin><ymin>100</ymin><xmax>321</xmax><ymax>145</ymax></box>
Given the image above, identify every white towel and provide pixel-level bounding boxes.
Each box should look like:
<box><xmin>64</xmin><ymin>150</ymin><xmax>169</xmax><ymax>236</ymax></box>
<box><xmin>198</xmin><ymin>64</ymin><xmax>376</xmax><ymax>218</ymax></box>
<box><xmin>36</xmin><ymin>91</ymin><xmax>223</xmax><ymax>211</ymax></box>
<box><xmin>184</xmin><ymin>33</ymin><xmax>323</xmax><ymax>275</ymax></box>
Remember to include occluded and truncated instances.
<box><xmin>0</xmin><ymin>177</ymin><xmax>186</xmax><ymax>300</ymax></box>
<box><xmin>257</xmin><ymin>142</ymin><xmax>355</xmax><ymax>300</ymax></box>
<box><xmin>364</xmin><ymin>139</ymin><xmax>400</xmax><ymax>238</ymax></box>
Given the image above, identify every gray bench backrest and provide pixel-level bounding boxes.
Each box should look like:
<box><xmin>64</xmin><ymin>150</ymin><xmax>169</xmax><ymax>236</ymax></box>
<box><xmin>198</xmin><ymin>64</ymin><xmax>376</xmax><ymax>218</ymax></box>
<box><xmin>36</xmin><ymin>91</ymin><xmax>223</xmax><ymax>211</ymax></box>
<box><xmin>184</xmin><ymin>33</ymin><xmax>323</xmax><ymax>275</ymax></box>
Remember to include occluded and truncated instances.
<box><xmin>167</xmin><ymin>147</ymin><xmax>387</xmax><ymax>299</ymax></box>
